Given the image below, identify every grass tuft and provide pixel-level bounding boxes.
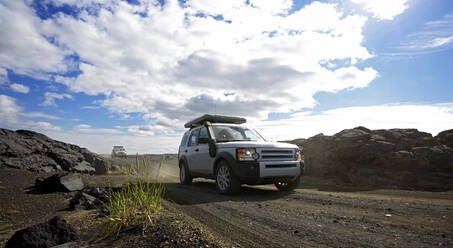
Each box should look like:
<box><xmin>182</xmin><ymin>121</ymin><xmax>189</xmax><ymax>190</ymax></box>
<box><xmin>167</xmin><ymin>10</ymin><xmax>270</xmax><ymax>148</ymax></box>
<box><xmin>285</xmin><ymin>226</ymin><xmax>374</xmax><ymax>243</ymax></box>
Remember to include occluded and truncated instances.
<box><xmin>104</xmin><ymin>155</ymin><xmax>166</xmax><ymax>234</ymax></box>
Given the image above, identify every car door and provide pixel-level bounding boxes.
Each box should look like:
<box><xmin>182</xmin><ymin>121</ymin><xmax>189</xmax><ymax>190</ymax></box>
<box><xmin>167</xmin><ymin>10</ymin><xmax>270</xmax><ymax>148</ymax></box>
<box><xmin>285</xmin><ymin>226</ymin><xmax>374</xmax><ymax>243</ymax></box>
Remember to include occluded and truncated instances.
<box><xmin>196</xmin><ymin>127</ymin><xmax>215</xmax><ymax>176</ymax></box>
<box><xmin>186</xmin><ymin>128</ymin><xmax>201</xmax><ymax>173</ymax></box>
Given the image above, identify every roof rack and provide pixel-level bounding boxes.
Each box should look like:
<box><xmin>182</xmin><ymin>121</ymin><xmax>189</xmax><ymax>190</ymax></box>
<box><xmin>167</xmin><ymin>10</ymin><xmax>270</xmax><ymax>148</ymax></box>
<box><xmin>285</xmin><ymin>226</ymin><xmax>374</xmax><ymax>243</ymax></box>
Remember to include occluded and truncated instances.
<box><xmin>184</xmin><ymin>114</ymin><xmax>246</xmax><ymax>128</ymax></box>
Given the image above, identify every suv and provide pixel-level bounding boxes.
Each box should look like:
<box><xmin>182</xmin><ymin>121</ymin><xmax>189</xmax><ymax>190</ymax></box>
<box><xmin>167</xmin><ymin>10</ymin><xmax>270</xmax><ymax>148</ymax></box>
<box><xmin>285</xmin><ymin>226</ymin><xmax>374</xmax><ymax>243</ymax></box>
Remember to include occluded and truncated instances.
<box><xmin>111</xmin><ymin>146</ymin><xmax>127</xmax><ymax>158</ymax></box>
<box><xmin>178</xmin><ymin>114</ymin><xmax>304</xmax><ymax>194</ymax></box>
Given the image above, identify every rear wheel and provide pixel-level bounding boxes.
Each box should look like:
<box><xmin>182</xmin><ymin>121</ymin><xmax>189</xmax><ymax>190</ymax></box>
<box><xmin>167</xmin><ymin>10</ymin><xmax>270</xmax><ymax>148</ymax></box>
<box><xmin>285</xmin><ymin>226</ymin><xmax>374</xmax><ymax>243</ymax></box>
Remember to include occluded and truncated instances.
<box><xmin>179</xmin><ymin>161</ymin><xmax>192</xmax><ymax>185</ymax></box>
<box><xmin>215</xmin><ymin>160</ymin><xmax>240</xmax><ymax>195</ymax></box>
<box><xmin>274</xmin><ymin>176</ymin><xmax>300</xmax><ymax>191</ymax></box>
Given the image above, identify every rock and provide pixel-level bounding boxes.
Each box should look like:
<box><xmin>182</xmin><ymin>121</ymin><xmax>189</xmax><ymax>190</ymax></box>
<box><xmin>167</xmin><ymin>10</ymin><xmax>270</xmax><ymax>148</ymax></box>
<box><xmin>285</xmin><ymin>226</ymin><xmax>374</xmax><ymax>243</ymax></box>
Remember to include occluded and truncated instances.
<box><xmin>34</xmin><ymin>173</ymin><xmax>84</xmax><ymax>192</ymax></box>
<box><xmin>0</xmin><ymin>128</ymin><xmax>106</xmax><ymax>173</ymax></box>
<box><xmin>82</xmin><ymin>187</ymin><xmax>108</xmax><ymax>202</ymax></box>
<box><xmin>5</xmin><ymin>216</ymin><xmax>79</xmax><ymax>248</ymax></box>
<box><xmin>436</xmin><ymin>129</ymin><xmax>453</xmax><ymax>148</ymax></box>
<box><xmin>288</xmin><ymin>127</ymin><xmax>453</xmax><ymax>190</ymax></box>
<box><xmin>73</xmin><ymin>161</ymin><xmax>95</xmax><ymax>174</ymax></box>
<box><xmin>60</xmin><ymin>174</ymin><xmax>84</xmax><ymax>191</ymax></box>
<box><xmin>69</xmin><ymin>192</ymin><xmax>103</xmax><ymax>210</ymax></box>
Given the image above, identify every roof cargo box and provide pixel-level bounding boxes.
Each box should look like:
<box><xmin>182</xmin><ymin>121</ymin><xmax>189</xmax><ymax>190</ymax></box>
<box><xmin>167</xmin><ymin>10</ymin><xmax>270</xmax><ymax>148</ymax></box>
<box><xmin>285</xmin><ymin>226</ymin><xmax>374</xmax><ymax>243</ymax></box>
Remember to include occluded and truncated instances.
<box><xmin>184</xmin><ymin>114</ymin><xmax>246</xmax><ymax>128</ymax></box>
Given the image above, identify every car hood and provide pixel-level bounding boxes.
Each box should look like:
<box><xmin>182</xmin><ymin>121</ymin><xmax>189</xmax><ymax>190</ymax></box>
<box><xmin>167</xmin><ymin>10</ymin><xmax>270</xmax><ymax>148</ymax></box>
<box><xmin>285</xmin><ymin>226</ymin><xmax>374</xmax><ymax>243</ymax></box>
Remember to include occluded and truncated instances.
<box><xmin>216</xmin><ymin>141</ymin><xmax>298</xmax><ymax>149</ymax></box>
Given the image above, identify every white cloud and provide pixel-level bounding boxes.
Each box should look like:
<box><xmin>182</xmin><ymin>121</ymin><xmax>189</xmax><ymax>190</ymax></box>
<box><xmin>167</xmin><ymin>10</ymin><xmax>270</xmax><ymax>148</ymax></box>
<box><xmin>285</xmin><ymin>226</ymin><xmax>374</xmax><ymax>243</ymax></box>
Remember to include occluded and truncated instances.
<box><xmin>34</xmin><ymin>0</ymin><xmax>376</xmax><ymax>126</ymax></box>
<box><xmin>0</xmin><ymin>94</ymin><xmax>62</xmax><ymax>131</ymax></box>
<box><xmin>41</xmin><ymin>92</ymin><xmax>73</xmax><ymax>106</ymax></box>
<box><xmin>20</xmin><ymin>112</ymin><xmax>60</xmax><ymax>120</ymax></box>
<box><xmin>257</xmin><ymin>103</ymin><xmax>453</xmax><ymax>141</ymax></box>
<box><xmin>400</xmin><ymin>12</ymin><xmax>453</xmax><ymax>52</ymax></box>
<box><xmin>0</xmin><ymin>0</ymin><xmax>69</xmax><ymax>75</ymax></box>
<box><xmin>0</xmin><ymin>67</ymin><xmax>7</xmax><ymax>85</ymax></box>
<box><xmin>350</xmin><ymin>0</ymin><xmax>409</xmax><ymax>20</ymax></box>
<box><xmin>9</xmin><ymin>83</ymin><xmax>29</xmax><ymax>93</ymax></box>
<box><xmin>422</xmin><ymin>36</ymin><xmax>453</xmax><ymax>49</ymax></box>
<box><xmin>74</xmin><ymin>124</ymin><xmax>122</xmax><ymax>134</ymax></box>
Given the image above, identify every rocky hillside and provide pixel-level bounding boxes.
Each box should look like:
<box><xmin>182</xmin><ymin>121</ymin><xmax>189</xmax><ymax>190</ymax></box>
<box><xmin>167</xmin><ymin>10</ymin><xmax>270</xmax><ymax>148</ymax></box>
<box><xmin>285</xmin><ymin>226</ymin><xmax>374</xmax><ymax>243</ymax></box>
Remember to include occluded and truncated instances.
<box><xmin>289</xmin><ymin>127</ymin><xmax>453</xmax><ymax>190</ymax></box>
<box><xmin>0</xmin><ymin>129</ymin><xmax>106</xmax><ymax>174</ymax></box>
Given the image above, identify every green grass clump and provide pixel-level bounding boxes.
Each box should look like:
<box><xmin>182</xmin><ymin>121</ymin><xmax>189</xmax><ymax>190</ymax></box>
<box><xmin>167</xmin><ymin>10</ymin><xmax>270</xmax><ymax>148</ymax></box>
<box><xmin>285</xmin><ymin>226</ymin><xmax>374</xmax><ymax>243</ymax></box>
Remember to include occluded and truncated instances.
<box><xmin>104</xmin><ymin>155</ymin><xmax>166</xmax><ymax>234</ymax></box>
<box><xmin>105</xmin><ymin>181</ymin><xmax>164</xmax><ymax>233</ymax></box>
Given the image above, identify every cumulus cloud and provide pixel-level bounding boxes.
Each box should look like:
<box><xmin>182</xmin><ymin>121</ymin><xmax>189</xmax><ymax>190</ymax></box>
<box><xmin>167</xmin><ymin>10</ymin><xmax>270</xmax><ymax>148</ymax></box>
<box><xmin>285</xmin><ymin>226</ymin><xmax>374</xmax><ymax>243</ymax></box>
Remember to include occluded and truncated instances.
<box><xmin>0</xmin><ymin>0</ymin><xmax>69</xmax><ymax>75</ymax></box>
<box><xmin>25</xmin><ymin>0</ymin><xmax>377</xmax><ymax>127</ymax></box>
<box><xmin>9</xmin><ymin>83</ymin><xmax>29</xmax><ymax>93</ymax></box>
<box><xmin>0</xmin><ymin>94</ymin><xmax>61</xmax><ymax>131</ymax></box>
<box><xmin>41</xmin><ymin>92</ymin><xmax>73</xmax><ymax>106</ymax></box>
<box><xmin>350</xmin><ymin>0</ymin><xmax>409</xmax><ymax>20</ymax></box>
<box><xmin>257</xmin><ymin>103</ymin><xmax>453</xmax><ymax>141</ymax></box>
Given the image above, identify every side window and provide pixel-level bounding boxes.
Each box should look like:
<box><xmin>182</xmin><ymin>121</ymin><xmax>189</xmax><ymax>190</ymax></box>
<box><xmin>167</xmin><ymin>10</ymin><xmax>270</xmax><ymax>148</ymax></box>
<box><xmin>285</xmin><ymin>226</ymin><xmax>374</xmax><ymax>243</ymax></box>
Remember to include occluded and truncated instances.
<box><xmin>198</xmin><ymin>127</ymin><xmax>209</xmax><ymax>144</ymax></box>
<box><xmin>188</xmin><ymin>129</ymin><xmax>199</xmax><ymax>146</ymax></box>
<box><xmin>179</xmin><ymin>132</ymin><xmax>189</xmax><ymax>147</ymax></box>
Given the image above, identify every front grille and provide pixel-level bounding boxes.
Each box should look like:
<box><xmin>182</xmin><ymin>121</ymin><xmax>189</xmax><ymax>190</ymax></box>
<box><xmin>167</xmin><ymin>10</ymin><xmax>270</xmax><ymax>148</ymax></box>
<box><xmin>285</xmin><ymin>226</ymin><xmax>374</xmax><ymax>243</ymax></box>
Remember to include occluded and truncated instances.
<box><xmin>265</xmin><ymin>164</ymin><xmax>297</xmax><ymax>168</ymax></box>
<box><xmin>260</xmin><ymin>149</ymin><xmax>294</xmax><ymax>161</ymax></box>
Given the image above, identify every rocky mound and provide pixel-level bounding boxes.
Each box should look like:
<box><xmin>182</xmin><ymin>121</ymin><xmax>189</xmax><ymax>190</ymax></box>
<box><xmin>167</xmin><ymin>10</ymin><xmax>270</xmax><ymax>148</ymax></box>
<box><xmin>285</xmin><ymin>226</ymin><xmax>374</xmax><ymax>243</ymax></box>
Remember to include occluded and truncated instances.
<box><xmin>289</xmin><ymin>127</ymin><xmax>453</xmax><ymax>190</ymax></box>
<box><xmin>0</xmin><ymin>128</ymin><xmax>106</xmax><ymax>174</ymax></box>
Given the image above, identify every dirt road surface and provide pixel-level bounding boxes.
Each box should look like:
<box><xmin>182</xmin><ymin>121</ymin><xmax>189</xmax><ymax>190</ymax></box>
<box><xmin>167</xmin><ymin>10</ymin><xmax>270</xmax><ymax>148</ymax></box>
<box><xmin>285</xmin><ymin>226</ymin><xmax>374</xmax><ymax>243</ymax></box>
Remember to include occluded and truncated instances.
<box><xmin>158</xmin><ymin>160</ymin><xmax>453</xmax><ymax>248</ymax></box>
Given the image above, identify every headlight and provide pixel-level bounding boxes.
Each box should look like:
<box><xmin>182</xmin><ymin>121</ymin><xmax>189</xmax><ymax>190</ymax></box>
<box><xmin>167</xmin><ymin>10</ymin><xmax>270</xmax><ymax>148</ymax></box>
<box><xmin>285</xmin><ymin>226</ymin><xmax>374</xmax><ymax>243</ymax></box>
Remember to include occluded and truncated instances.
<box><xmin>295</xmin><ymin>149</ymin><xmax>302</xmax><ymax>161</ymax></box>
<box><xmin>237</xmin><ymin>148</ymin><xmax>257</xmax><ymax>161</ymax></box>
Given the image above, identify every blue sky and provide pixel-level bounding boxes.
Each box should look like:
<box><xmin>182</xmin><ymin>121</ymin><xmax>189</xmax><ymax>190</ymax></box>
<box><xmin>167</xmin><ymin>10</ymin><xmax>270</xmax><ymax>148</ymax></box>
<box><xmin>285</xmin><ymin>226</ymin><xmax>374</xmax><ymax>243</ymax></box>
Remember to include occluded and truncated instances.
<box><xmin>1</xmin><ymin>0</ymin><xmax>453</xmax><ymax>154</ymax></box>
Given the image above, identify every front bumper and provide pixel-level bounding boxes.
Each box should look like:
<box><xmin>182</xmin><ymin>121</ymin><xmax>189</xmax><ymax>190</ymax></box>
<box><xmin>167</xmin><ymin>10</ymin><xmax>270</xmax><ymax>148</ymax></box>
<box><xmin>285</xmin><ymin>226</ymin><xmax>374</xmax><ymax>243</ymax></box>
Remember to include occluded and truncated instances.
<box><xmin>231</xmin><ymin>160</ymin><xmax>303</xmax><ymax>184</ymax></box>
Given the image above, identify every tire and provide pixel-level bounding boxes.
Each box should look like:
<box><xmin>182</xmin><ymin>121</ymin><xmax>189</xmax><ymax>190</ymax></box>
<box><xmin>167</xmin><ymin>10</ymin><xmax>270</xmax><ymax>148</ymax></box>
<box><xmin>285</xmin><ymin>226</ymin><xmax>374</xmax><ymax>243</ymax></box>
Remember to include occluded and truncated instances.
<box><xmin>215</xmin><ymin>160</ymin><xmax>241</xmax><ymax>195</ymax></box>
<box><xmin>179</xmin><ymin>161</ymin><xmax>192</xmax><ymax>185</ymax></box>
<box><xmin>274</xmin><ymin>176</ymin><xmax>300</xmax><ymax>191</ymax></box>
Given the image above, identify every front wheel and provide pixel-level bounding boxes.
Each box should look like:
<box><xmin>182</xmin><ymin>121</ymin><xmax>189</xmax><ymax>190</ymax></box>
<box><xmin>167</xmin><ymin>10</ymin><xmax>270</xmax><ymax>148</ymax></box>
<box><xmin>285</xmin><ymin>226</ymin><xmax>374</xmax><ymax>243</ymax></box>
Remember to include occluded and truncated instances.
<box><xmin>274</xmin><ymin>176</ymin><xmax>300</xmax><ymax>191</ymax></box>
<box><xmin>180</xmin><ymin>162</ymin><xmax>192</xmax><ymax>185</ymax></box>
<box><xmin>215</xmin><ymin>161</ymin><xmax>241</xmax><ymax>195</ymax></box>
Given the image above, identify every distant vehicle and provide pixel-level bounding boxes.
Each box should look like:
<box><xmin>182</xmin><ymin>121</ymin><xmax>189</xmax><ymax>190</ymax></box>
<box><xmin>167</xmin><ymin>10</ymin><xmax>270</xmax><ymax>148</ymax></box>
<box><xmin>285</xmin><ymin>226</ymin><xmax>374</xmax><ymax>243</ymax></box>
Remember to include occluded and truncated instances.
<box><xmin>111</xmin><ymin>146</ymin><xmax>127</xmax><ymax>158</ymax></box>
<box><xmin>178</xmin><ymin>114</ymin><xmax>304</xmax><ymax>194</ymax></box>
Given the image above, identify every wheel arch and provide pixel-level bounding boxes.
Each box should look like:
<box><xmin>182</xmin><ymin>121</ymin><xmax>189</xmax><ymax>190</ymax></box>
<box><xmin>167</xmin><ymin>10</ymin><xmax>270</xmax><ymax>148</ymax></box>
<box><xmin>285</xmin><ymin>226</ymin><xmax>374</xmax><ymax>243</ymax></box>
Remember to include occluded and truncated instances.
<box><xmin>213</xmin><ymin>152</ymin><xmax>236</xmax><ymax>176</ymax></box>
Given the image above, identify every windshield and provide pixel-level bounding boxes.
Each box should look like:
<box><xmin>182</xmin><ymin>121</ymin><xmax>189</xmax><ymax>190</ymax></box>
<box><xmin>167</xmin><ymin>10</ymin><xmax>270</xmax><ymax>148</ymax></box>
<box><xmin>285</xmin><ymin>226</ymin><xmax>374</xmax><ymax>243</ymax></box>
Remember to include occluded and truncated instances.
<box><xmin>212</xmin><ymin>125</ymin><xmax>265</xmax><ymax>142</ymax></box>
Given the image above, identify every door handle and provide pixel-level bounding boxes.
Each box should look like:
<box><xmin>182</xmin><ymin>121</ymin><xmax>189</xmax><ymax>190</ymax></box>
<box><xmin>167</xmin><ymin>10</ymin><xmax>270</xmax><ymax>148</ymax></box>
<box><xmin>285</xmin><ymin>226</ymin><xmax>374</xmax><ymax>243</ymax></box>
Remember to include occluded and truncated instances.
<box><xmin>184</xmin><ymin>150</ymin><xmax>188</xmax><ymax>153</ymax></box>
<box><xmin>195</xmin><ymin>148</ymin><xmax>199</xmax><ymax>152</ymax></box>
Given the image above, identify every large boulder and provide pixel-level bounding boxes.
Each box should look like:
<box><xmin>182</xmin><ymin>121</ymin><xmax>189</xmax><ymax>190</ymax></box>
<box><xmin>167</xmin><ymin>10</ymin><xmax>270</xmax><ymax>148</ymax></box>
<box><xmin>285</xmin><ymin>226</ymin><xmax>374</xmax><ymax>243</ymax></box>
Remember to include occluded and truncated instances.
<box><xmin>5</xmin><ymin>216</ymin><xmax>79</xmax><ymax>248</ymax></box>
<box><xmin>290</xmin><ymin>127</ymin><xmax>453</xmax><ymax>190</ymax></box>
<box><xmin>0</xmin><ymin>128</ymin><xmax>106</xmax><ymax>173</ymax></box>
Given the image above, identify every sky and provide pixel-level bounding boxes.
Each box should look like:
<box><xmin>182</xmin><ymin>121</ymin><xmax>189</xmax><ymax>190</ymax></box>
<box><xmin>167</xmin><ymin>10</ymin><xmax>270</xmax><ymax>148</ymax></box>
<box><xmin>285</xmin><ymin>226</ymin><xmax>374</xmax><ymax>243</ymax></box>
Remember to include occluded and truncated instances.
<box><xmin>1</xmin><ymin>0</ymin><xmax>453</xmax><ymax>154</ymax></box>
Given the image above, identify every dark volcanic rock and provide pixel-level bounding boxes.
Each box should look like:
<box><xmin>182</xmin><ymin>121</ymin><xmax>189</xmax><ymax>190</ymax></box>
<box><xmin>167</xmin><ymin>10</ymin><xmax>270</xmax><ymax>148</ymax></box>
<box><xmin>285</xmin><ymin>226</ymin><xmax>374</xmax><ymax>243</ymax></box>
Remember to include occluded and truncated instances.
<box><xmin>0</xmin><ymin>128</ymin><xmax>106</xmax><ymax>173</ymax></box>
<box><xmin>289</xmin><ymin>127</ymin><xmax>453</xmax><ymax>190</ymax></box>
<box><xmin>436</xmin><ymin>129</ymin><xmax>453</xmax><ymax>148</ymax></box>
<box><xmin>69</xmin><ymin>192</ymin><xmax>103</xmax><ymax>210</ymax></box>
<box><xmin>82</xmin><ymin>187</ymin><xmax>108</xmax><ymax>202</ymax></box>
<box><xmin>34</xmin><ymin>173</ymin><xmax>84</xmax><ymax>192</ymax></box>
<box><xmin>5</xmin><ymin>216</ymin><xmax>79</xmax><ymax>248</ymax></box>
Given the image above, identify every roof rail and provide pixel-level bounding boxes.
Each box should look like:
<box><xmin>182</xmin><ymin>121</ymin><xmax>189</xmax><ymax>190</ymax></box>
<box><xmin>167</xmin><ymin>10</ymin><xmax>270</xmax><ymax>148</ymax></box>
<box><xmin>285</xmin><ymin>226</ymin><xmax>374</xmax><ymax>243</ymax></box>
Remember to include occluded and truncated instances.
<box><xmin>184</xmin><ymin>114</ymin><xmax>246</xmax><ymax>128</ymax></box>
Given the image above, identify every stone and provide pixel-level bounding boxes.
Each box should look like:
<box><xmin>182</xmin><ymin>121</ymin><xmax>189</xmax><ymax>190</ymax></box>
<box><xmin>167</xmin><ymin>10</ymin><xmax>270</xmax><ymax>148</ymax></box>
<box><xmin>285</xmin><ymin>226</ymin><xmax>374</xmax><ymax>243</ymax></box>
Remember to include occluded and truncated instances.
<box><xmin>69</xmin><ymin>192</ymin><xmax>103</xmax><ymax>210</ymax></box>
<box><xmin>59</xmin><ymin>174</ymin><xmax>84</xmax><ymax>191</ymax></box>
<box><xmin>289</xmin><ymin>127</ymin><xmax>453</xmax><ymax>190</ymax></box>
<box><xmin>0</xmin><ymin>128</ymin><xmax>106</xmax><ymax>173</ymax></box>
<box><xmin>5</xmin><ymin>216</ymin><xmax>79</xmax><ymax>248</ymax></box>
<box><xmin>436</xmin><ymin>129</ymin><xmax>453</xmax><ymax>148</ymax></box>
<box><xmin>73</xmin><ymin>161</ymin><xmax>96</xmax><ymax>174</ymax></box>
<box><xmin>34</xmin><ymin>173</ymin><xmax>84</xmax><ymax>192</ymax></box>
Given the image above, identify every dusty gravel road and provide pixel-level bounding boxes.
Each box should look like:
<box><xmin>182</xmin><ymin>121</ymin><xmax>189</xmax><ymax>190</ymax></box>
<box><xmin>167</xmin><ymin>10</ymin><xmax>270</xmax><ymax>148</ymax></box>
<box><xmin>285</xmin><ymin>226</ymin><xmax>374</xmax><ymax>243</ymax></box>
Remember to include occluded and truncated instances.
<box><xmin>157</xmin><ymin>161</ymin><xmax>453</xmax><ymax>248</ymax></box>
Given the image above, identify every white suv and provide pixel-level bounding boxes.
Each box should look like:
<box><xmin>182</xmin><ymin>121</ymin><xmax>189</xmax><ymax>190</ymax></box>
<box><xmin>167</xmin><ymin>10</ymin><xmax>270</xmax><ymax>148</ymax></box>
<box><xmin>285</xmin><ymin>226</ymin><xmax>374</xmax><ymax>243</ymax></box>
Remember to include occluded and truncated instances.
<box><xmin>178</xmin><ymin>115</ymin><xmax>304</xmax><ymax>194</ymax></box>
